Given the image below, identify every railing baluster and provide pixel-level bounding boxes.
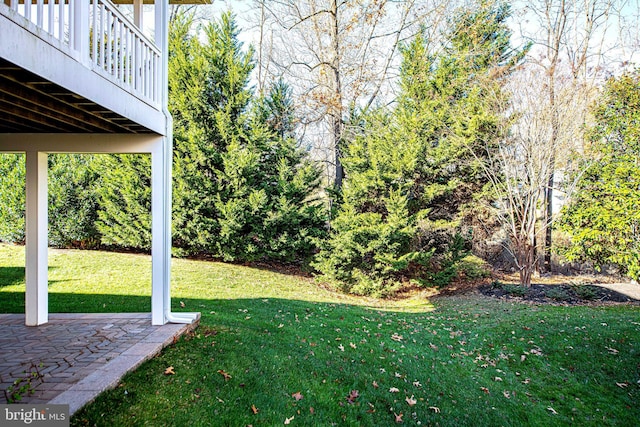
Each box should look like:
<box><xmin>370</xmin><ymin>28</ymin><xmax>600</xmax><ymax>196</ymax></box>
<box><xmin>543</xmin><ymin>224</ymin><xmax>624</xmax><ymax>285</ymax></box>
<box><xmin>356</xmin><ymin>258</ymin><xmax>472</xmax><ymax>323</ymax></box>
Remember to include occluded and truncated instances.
<box><xmin>36</xmin><ymin>0</ymin><xmax>43</xmax><ymax>28</ymax></box>
<box><xmin>24</xmin><ymin>0</ymin><xmax>31</xmax><ymax>22</ymax></box>
<box><xmin>58</xmin><ymin>0</ymin><xmax>65</xmax><ymax>44</ymax></box>
<box><xmin>48</xmin><ymin>0</ymin><xmax>54</xmax><ymax>36</ymax></box>
<box><xmin>106</xmin><ymin>10</ymin><xmax>112</xmax><ymax>74</ymax></box>
<box><xmin>3</xmin><ymin>0</ymin><xmax>160</xmax><ymax>106</ymax></box>
<box><xmin>99</xmin><ymin>2</ymin><xmax>105</xmax><ymax>71</ymax></box>
<box><xmin>124</xmin><ymin>28</ymin><xmax>130</xmax><ymax>87</ymax></box>
<box><xmin>92</xmin><ymin>0</ymin><xmax>97</xmax><ymax>65</ymax></box>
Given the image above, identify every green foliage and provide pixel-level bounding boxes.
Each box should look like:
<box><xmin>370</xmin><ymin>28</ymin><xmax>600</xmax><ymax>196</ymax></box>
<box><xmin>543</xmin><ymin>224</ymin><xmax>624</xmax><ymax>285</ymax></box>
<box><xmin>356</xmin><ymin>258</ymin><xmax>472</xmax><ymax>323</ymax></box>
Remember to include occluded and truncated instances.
<box><xmin>559</xmin><ymin>70</ymin><xmax>640</xmax><ymax>280</ymax></box>
<box><xmin>170</xmin><ymin>11</ymin><xmax>325</xmax><ymax>262</ymax></box>
<box><xmin>457</xmin><ymin>254</ymin><xmax>491</xmax><ymax>280</ymax></box>
<box><xmin>0</xmin><ymin>154</ymin><xmax>25</xmax><ymax>243</ymax></box>
<box><xmin>93</xmin><ymin>154</ymin><xmax>152</xmax><ymax>250</ymax></box>
<box><xmin>315</xmin><ymin>1</ymin><xmax>519</xmax><ymax>295</ymax></box>
<box><xmin>0</xmin><ymin>154</ymin><xmax>101</xmax><ymax>248</ymax></box>
<box><xmin>48</xmin><ymin>155</ymin><xmax>100</xmax><ymax>248</ymax></box>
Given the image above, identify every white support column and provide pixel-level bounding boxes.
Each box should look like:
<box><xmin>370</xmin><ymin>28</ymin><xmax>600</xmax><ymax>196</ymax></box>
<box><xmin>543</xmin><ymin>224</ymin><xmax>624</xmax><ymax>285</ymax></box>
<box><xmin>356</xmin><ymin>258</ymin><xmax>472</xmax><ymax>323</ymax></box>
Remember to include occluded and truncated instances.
<box><xmin>133</xmin><ymin>0</ymin><xmax>143</xmax><ymax>29</ymax></box>
<box><xmin>25</xmin><ymin>151</ymin><xmax>48</xmax><ymax>326</ymax></box>
<box><xmin>151</xmin><ymin>138</ymin><xmax>168</xmax><ymax>325</ymax></box>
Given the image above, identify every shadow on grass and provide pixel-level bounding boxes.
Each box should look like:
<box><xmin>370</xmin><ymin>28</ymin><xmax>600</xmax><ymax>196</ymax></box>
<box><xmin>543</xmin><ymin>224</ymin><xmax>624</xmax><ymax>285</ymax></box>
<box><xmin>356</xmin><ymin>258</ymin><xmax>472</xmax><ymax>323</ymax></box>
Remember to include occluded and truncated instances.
<box><xmin>0</xmin><ymin>267</ymin><xmax>25</xmax><ymax>288</ymax></box>
<box><xmin>0</xmin><ymin>292</ymin><xmax>151</xmax><ymax>314</ymax></box>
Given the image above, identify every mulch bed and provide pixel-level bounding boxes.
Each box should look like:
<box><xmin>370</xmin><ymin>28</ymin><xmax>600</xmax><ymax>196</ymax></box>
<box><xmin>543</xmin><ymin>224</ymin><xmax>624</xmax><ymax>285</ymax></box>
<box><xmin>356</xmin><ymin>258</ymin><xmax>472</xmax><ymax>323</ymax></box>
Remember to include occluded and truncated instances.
<box><xmin>478</xmin><ymin>282</ymin><xmax>637</xmax><ymax>305</ymax></box>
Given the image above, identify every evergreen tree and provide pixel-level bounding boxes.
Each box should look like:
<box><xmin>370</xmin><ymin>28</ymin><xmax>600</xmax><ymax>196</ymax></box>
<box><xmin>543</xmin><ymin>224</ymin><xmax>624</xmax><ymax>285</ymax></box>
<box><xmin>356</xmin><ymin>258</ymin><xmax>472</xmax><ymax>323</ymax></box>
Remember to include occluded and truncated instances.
<box><xmin>93</xmin><ymin>154</ymin><xmax>152</xmax><ymax>250</ymax></box>
<box><xmin>0</xmin><ymin>154</ymin><xmax>25</xmax><ymax>243</ymax></box>
<box><xmin>170</xmin><ymin>11</ymin><xmax>253</xmax><ymax>254</ymax></box>
<box><xmin>559</xmin><ymin>70</ymin><xmax>640</xmax><ymax>280</ymax></box>
<box><xmin>215</xmin><ymin>81</ymin><xmax>326</xmax><ymax>262</ymax></box>
<box><xmin>171</xmin><ymin>11</ymin><xmax>325</xmax><ymax>262</ymax></box>
<box><xmin>48</xmin><ymin>154</ymin><xmax>100</xmax><ymax>248</ymax></box>
<box><xmin>314</xmin><ymin>1</ymin><xmax>521</xmax><ymax>295</ymax></box>
<box><xmin>0</xmin><ymin>154</ymin><xmax>101</xmax><ymax>248</ymax></box>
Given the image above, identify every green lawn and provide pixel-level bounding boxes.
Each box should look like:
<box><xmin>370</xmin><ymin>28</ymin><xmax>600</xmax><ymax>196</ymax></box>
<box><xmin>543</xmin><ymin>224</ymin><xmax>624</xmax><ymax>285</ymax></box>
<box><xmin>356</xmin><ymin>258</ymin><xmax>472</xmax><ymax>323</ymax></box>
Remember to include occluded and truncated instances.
<box><xmin>1</xmin><ymin>244</ymin><xmax>639</xmax><ymax>426</ymax></box>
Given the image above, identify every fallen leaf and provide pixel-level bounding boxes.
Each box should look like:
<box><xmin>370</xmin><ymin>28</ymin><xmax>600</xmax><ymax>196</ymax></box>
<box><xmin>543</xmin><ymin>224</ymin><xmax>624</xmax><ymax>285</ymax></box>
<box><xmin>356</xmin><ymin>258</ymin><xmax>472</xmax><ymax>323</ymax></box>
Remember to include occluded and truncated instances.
<box><xmin>217</xmin><ymin>370</ymin><xmax>232</xmax><ymax>380</ymax></box>
<box><xmin>350</xmin><ymin>342</ymin><xmax>357</xmax><ymax>349</ymax></box>
<box><xmin>346</xmin><ymin>389</ymin><xmax>359</xmax><ymax>404</ymax></box>
<box><xmin>607</xmin><ymin>347</ymin><xmax>619</xmax><ymax>355</ymax></box>
<box><xmin>503</xmin><ymin>391</ymin><xmax>511</xmax><ymax>399</ymax></box>
<box><xmin>547</xmin><ymin>407</ymin><xmax>557</xmax><ymax>415</ymax></box>
<box><xmin>372</xmin><ymin>381</ymin><xmax>379</xmax><ymax>389</ymax></box>
<box><xmin>405</xmin><ymin>395</ymin><xmax>417</xmax><ymax>406</ymax></box>
<box><xmin>391</xmin><ymin>333</ymin><xmax>403</xmax><ymax>342</ymax></box>
<box><xmin>521</xmin><ymin>355</ymin><xmax>527</xmax><ymax>362</ymax></box>
<box><xmin>616</xmin><ymin>382</ymin><xmax>629</xmax><ymax>388</ymax></box>
<box><xmin>429</xmin><ymin>406</ymin><xmax>440</xmax><ymax>413</ymax></box>
<box><xmin>389</xmin><ymin>387</ymin><xmax>400</xmax><ymax>393</ymax></box>
<box><xmin>284</xmin><ymin>415</ymin><xmax>295</xmax><ymax>424</ymax></box>
<box><xmin>251</xmin><ymin>405</ymin><xmax>259</xmax><ymax>414</ymax></box>
<box><xmin>309</xmin><ymin>407</ymin><xmax>315</xmax><ymax>415</ymax></box>
<box><xmin>394</xmin><ymin>412</ymin><xmax>403</xmax><ymax>423</ymax></box>
<box><xmin>494</xmin><ymin>377</ymin><xmax>503</xmax><ymax>382</ymax></box>
<box><xmin>480</xmin><ymin>387</ymin><xmax>490</xmax><ymax>394</ymax></box>
<box><xmin>292</xmin><ymin>391</ymin><xmax>304</xmax><ymax>401</ymax></box>
<box><xmin>413</xmin><ymin>381</ymin><xmax>422</xmax><ymax>388</ymax></box>
<box><xmin>338</xmin><ymin>344</ymin><xmax>345</xmax><ymax>352</ymax></box>
<box><xmin>180</xmin><ymin>301</ymin><xmax>186</xmax><ymax>308</ymax></box>
<box><xmin>164</xmin><ymin>366</ymin><xmax>175</xmax><ymax>375</ymax></box>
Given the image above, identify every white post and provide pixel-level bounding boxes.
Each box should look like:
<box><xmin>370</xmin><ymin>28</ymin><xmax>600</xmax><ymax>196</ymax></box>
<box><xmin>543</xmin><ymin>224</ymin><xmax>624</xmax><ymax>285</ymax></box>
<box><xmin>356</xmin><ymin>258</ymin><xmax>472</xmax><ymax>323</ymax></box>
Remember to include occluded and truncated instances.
<box><xmin>73</xmin><ymin>0</ymin><xmax>89</xmax><ymax>65</ymax></box>
<box><xmin>25</xmin><ymin>151</ymin><xmax>48</xmax><ymax>326</ymax></box>
<box><xmin>151</xmin><ymin>139</ymin><xmax>168</xmax><ymax>325</ymax></box>
<box><xmin>134</xmin><ymin>0</ymin><xmax>143</xmax><ymax>29</ymax></box>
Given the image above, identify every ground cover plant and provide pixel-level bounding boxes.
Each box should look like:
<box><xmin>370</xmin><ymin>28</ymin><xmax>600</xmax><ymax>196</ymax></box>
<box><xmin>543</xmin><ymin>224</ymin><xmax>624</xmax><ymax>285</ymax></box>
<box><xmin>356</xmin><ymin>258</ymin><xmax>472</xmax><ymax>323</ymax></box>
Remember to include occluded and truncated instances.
<box><xmin>0</xmin><ymin>244</ymin><xmax>638</xmax><ymax>426</ymax></box>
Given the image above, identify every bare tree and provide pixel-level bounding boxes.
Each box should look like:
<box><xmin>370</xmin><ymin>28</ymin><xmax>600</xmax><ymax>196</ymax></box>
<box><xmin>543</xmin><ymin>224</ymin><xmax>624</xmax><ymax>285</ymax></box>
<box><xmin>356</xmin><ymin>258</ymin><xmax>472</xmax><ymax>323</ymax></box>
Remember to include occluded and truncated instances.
<box><xmin>514</xmin><ymin>0</ymin><xmax>629</xmax><ymax>273</ymax></box>
<box><xmin>250</xmin><ymin>0</ymin><xmax>456</xmax><ymax>190</ymax></box>
<box><xmin>478</xmin><ymin>67</ymin><xmax>588</xmax><ymax>286</ymax></box>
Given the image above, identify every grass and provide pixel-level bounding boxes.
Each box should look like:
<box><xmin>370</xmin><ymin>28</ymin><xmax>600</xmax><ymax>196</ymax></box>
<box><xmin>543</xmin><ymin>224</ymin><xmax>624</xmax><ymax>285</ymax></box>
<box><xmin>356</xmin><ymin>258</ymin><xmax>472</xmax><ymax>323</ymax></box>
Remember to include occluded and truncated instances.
<box><xmin>1</xmin><ymin>243</ymin><xmax>639</xmax><ymax>426</ymax></box>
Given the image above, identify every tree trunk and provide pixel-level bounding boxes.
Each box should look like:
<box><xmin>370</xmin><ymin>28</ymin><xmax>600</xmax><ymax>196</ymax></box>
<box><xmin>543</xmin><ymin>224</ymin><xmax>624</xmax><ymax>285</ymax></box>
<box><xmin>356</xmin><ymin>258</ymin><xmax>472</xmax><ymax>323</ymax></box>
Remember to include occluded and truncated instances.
<box><xmin>330</xmin><ymin>0</ymin><xmax>343</xmax><ymax>190</ymax></box>
<box><xmin>517</xmin><ymin>242</ymin><xmax>536</xmax><ymax>287</ymax></box>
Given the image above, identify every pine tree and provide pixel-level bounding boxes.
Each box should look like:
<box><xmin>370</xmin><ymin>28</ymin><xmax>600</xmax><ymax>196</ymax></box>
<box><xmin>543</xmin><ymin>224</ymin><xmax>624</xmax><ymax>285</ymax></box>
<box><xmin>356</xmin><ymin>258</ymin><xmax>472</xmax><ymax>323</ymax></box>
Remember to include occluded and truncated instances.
<box><xmin>93</xmin><ymin>154</ymin><xmax>151</xmax><ymax>250</ymax></box>
<box><xmin>48</xmin><ymin>154</ymin><xmax>100</xmax><ymax>248</ymax></box>
<box><xmin>170</xmin><ymin>11</ymin><xmax>253</xmax><ymax>254</ymax></box>
<box><xmin>0</xmin><ymin>154</ymin><xmax>25</xmax><ymax>243</ymax></box>
<box><xmin>171</xmin><ymin>11</ymin><xmax>325</xmax><ymax>262</ymax></box>
<box><xmin>314</xmin><ymin>1</ymin><xmax>521</xmax><ymax>295</ymax></box>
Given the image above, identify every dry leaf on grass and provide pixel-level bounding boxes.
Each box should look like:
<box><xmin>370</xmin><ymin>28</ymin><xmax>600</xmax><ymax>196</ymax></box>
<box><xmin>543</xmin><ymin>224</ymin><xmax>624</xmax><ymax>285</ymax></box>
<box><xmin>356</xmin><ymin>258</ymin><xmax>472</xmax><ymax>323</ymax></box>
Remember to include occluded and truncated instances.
<box><xmin>284</xmin><ymin>415</ymin><xmax>295</xmax><ymax>424</ymax></box>
<box><xmin>291</xmin><ymin>391</ymin><xmax>304</xmax><ymax>401</ymax></box>
<box><xmin>251</xmin><ymin>405</ymin><xmax>259</xmax><ymax>414</ymax></box>
<box><xmin>217</xmin><ymin>370</ymin><xmax>232</xmax><ymax>380</ymax></box>
<box><xmin>405</xmin><ymin>395</ymin><xmax>417</xmax><ymax>406</ymax></box>
<box><xmin>164</xmin><ymin>366</ymin><xmax>175</xmax><ymax>375</ymax></box>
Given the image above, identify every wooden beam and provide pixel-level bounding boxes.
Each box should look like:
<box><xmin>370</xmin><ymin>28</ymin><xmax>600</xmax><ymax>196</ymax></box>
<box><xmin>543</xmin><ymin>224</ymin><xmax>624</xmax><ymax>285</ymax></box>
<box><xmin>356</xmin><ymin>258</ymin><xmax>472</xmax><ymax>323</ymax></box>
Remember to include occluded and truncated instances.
<box><xmin>0</xmin><ymin>87</ymin><xmax>117</xmax><ymax>132</ymax></box>
<box><xmin>0</xmin><ymin>74</ymin><xmax>139</xmax><ymax>133</ymax></box>
<box><xmin>0</xmin><ymin>107</ymin><xmax>65</xmax><ymax>132</ymax></box>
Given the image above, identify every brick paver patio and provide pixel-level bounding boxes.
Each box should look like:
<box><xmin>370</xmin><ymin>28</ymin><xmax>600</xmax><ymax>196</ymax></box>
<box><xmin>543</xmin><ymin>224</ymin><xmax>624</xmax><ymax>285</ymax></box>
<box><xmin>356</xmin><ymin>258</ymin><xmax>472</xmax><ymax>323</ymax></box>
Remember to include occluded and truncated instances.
<box><xmin>0</xmin><ymin>313</ymin><xmax>199</xmax><ymax>414</ymax></box>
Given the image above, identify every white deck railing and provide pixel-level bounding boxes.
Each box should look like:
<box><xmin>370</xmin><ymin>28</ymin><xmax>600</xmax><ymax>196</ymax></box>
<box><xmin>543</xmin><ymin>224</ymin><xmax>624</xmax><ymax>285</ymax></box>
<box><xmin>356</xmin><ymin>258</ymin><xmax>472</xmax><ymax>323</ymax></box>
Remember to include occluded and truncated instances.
<box><xmin>3</xmin><ymin>0</ymin><xmax>161</xmax><ymax>107</ymax></box>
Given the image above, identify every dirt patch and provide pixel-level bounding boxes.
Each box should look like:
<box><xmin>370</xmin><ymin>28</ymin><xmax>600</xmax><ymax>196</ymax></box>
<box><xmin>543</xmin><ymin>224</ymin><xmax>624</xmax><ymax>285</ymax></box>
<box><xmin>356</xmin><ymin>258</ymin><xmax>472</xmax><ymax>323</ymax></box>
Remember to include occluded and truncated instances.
<box><xmin>477</xmin><ymin>281</ymin><xmax>640</xmax><ymax>305</ymax></box>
